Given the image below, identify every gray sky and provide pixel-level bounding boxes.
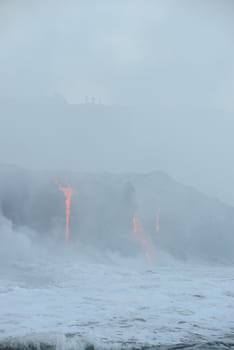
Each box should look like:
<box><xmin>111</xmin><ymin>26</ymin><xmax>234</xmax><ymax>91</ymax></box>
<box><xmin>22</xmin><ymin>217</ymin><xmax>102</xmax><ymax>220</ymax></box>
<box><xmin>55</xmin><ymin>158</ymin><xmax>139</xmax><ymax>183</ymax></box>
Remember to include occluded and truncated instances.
<box><xmin>0</xmin><ymin>0</ymin><xmax>234</xmax><ymax>204</ymax></box>
<box><xmin>0</xmin><ymin>0</ymin><xmax>233</xmax><ymax>108</ymax></box>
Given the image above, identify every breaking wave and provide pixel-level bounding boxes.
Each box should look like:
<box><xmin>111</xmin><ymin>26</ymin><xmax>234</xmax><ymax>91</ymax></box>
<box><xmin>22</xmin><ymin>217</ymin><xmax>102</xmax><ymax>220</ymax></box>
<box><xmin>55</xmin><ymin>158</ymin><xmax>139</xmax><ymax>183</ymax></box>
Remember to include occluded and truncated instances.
<box><xmin>1</xmin><ymin>333</ymin><xmax>234</xmax><ymax>350</ymax></box>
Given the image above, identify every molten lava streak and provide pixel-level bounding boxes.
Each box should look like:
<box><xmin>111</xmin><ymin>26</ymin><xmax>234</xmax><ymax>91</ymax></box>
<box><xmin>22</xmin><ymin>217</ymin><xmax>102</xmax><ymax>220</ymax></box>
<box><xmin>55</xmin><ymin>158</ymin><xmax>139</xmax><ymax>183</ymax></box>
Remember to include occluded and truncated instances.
<box><xmin>55</xmin><ymin>180</ymin><xmax>74</xmax><ymax>241</ymax></box>
<box><xmin>132</xmin><ymin>214</ymin><xmax>154</xmax><ymax>262</ymax></box>
<box><xmin>156</xmin><ymin>207</ymin><xmax>160</xmax><ymax>234</ymax></box>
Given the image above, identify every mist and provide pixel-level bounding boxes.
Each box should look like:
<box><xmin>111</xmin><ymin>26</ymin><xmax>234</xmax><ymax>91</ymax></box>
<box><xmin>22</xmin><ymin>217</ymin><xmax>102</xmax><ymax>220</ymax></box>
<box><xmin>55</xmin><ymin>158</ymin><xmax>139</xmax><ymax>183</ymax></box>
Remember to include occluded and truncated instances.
<box><xmin>1</xmin><ymin>3</ymin><xmax>234</xmax><ymax>348</ymax></box>
<box><xmin>0</xmin><ymin>0</ymin><xmax>233</xmax><ymax>205</ymax></box>
<box><xmin>0</xmin><ymin>0</ymin><xmax>234</xmax><ymax>260</ymax></box>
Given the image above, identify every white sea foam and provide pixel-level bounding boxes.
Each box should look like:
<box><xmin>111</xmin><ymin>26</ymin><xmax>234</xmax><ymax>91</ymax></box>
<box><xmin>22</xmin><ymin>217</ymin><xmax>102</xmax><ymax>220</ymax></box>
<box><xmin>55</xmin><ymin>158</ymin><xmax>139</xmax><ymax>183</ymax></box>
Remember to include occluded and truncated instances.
<box><xmin>0</xmin><ymin>250</ymin><xmax>234</xmax><ymax>347</ymax></box>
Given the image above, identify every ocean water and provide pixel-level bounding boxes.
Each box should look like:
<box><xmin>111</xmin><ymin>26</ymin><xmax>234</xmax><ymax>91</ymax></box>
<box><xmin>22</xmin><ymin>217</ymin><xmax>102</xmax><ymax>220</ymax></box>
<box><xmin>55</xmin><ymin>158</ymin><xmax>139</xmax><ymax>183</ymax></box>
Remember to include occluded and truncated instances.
<box><xmin>0</xmin><ymin>247</ymin><xmax>234</xmax><ymax>350</ymax></box>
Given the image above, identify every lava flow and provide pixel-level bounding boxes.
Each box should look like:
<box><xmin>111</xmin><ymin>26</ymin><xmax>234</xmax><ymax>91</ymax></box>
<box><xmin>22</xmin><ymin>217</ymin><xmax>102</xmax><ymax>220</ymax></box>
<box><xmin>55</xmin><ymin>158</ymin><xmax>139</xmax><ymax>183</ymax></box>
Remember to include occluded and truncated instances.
<box><xmin>55</xmin><ymin>179</ymin><xmax>74</xmax><ymax>241</ymax></box>
<box><xmin>156</xmin><ymin>207</ymin><xmax>160</xmax><ymax>234</ymax></box>
<box><xmin>132</xmin><ymin>214</ymin><xmax>154</xmax><ymax>262</ymax></box>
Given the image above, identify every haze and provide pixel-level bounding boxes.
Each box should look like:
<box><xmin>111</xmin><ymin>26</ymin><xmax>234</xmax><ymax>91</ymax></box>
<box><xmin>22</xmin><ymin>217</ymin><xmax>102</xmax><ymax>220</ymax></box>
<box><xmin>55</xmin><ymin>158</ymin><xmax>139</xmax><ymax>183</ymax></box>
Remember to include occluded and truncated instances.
<box><xmin>0</xmin><ymin>0</ymin><xmax>234</xmax><ymax>205</ymax></box>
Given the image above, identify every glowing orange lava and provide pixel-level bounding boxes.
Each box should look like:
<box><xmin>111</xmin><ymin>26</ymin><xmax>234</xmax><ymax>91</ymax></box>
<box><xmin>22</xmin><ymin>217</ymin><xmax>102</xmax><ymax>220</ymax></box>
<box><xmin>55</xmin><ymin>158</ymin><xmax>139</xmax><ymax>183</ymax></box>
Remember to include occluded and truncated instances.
<box><xmin>132</xmin><ymin>214</ymin><xmax>154</xmax><ymax>262</ymax></box>
<box><xmin>55</xmin><ymin>179</ymin><xmax>74</xmax><ymax>241</ymax></box>
<box><xmin>156</xmin><ymin>207</ymin><xmax>160</xmax><ymax>234</ymax></box>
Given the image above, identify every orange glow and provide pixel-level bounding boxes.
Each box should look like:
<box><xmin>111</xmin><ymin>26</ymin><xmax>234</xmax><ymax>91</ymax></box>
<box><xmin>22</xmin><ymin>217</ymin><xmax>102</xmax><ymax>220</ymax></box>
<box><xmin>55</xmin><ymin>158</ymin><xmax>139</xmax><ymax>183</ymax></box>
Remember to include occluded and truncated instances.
<box><xmin>132</xmin><ymin>214</ymin><xmax>154</xmax><ymax>262</ymax></box>
<box><xmin>156</xmin><ymin>207</ymin><xmax>160</xmax><ymax>234</ymax></box>
<box><xmin>55</xmin><ymin>179</ymin><xmax>74</xmax><ymax>241</ymax></box>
